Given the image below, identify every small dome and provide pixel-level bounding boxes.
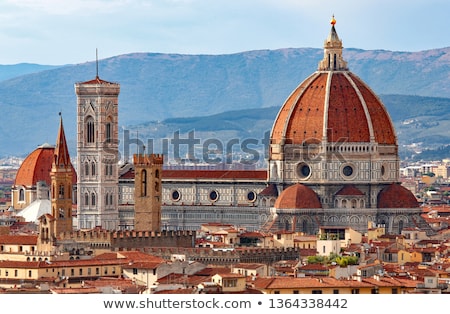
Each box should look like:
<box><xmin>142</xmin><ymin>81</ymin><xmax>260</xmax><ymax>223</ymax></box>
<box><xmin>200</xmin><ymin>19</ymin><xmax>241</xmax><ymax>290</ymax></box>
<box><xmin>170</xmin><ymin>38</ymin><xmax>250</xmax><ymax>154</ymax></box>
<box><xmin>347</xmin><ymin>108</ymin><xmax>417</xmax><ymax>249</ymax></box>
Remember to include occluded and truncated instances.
<box><xmin>274</xmin><ymin>183</ymin><xmax>322</xmax><ymax>209</ymax></box>
<box><xmin>377</xmin><ymin>183</ymin><xmax>419</xmax><ymax>208</ymax></box>
<box><xmin>15</xmin><ymin>145</ymin><xmax>54</xmax><ymax>187</ymax></box>
<box><xmin>14</xmin><ymin>144</ymin><xmax>76</xmax><ymax>187</ymax></box>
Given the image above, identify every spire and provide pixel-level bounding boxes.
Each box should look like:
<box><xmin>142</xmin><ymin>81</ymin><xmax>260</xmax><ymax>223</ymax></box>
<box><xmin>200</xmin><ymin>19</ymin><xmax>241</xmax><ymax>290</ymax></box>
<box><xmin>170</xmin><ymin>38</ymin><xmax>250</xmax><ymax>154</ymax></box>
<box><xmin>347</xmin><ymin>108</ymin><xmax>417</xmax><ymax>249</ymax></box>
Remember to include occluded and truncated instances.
<box><xmin>318</xmin><ymin>15</ymin><xmax>348</xmax><ymax>71</ymax></box>
<box><xmin>54</xmin><ymin>113</ymin><xmax>71</xmax><ymax>167</ymax></box>
<box><xmin>96</xmin><ymin>48</ymin><xmax>99</xmax><ymax>79</ymax></box>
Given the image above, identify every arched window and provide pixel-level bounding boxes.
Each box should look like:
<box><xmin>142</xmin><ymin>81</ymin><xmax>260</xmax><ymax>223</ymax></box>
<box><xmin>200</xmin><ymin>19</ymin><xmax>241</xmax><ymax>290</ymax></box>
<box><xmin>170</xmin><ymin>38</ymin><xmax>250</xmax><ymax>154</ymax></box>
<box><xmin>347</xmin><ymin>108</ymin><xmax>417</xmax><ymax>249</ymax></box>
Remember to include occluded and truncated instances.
<box><xmin>91</xmin><ymin>162</ymin><xmax>96</xmax><ymax>176</ymax></box>
<box><xmin>398</xmin><ymin>220</ymin><xmax>404</xmax><ymax>234</ymax></box>
<box><xmin>19</xmin><ymin>188</ymin><xmax>25</xmax><ymax>202</ymax></box>
<box><xmin>91</xmin><ymin>193</ymin><xmax>96</xmax><ymax>206</ymax></box>
<box><xmin>105</xmin><ymin>164</ymin><xmax>111</xmax><ymax>176</ymax></box>
<box><xmin>86</xmin><ymin>117</ymin><xmax>95</xmax><ymax>143</ymax></box>
<box><xmin>85</xmin><ymin>162</ymin><xmax>89</xmax><ymax>176</ymax></box>
<box><xmin>155</xmin><ymin>169</ymin><xmax>160</xmax><ymax>178</ymax></box>
<box><xmin>141</xmin><ymin>169</ymin><xmax>147</xmax><ymax>197</ymax></box>
<box><xmin>284</xmin><ymin>219</ymin><xmax>290</xmax><ymax>231</ymax></box>
<box><xmin>109</xmin><ymin>165</ymin><xmax>113</xmax><ymax>176</ymax></box>
<box><xmin>302</xmin><ymin>220</ymin><xmax>308</xmax><ymax>233</ymax></box>
<box><xmin>106</xmin><ymin>122</ymin><xmax>112</xmax><ymax>143</ymax></box>
<box><xmin>84</xmin><ymin>193</ymin><xmax>89</xmax><ymax>206</ymax></box>
<box><xmin>59</xmin><ymin>184</ymin><xmax>64</xmax><ymax>199</ymax></box>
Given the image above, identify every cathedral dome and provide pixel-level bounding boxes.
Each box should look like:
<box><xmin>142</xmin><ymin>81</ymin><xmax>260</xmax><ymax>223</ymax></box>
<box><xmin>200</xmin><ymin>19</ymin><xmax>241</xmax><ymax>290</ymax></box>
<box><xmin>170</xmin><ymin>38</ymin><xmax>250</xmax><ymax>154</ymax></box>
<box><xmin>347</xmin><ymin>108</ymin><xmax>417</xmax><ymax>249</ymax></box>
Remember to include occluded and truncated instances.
<box><xmin>274</xmin><ymin>183</ymin><xmax>322</xmax><ymax>209</ymax></box>
<box><xmin>14</xmin><ymin>143</ymin><xmax>76</xmax><ymax>188</ymax></box>
<box><xmin>377</xmin><ymin>183</ymin><xmax>419</xmax><ymax>208</ymax></box>
<box><xmin>270</xmin><ymin>19</ymin><xmax>396</xmax><ymax>151</ymax></box>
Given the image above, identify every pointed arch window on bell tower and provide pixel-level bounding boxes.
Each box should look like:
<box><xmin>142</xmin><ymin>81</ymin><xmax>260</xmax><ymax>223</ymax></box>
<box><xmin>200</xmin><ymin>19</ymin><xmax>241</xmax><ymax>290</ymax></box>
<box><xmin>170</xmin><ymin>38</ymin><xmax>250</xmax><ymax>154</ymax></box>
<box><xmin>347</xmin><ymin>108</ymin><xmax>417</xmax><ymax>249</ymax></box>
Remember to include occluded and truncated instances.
<box><xmin>106</xmin><ymin>122</ymin><xmax>112</xmax><ymax>143</ymax></box>
<box><xmin>86</xmin><ymin>118</ymin><xmax>95</xmax><ymax>143</ymax></box>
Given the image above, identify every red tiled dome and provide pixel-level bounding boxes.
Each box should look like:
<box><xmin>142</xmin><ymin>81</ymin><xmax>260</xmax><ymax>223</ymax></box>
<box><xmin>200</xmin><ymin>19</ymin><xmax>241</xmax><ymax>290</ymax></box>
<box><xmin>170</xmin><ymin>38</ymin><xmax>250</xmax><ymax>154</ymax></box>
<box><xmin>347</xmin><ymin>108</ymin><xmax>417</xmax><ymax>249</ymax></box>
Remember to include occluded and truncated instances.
<box><xmin>274</xmin><ymin>183</ymin><xmax>322</xmax><ymax>209</ymax></box>
<box><xmin>14</xmin><ymin>144</ymin><xmax>76</xmax><ymax>188</ymax></box>
<box><xmin>270</xmin><ymin>18</ymin><xmax>396</xmax><ymax>156</ymax></box>
<box><xmin>270</xmin><ymin>71</ymin><xmax>396</xmax><ymax>147</ymax></box>
<box><xmin>377</xmin><ymin>183</ymin><xmax>419</xmax><ymax>208</ymax></box>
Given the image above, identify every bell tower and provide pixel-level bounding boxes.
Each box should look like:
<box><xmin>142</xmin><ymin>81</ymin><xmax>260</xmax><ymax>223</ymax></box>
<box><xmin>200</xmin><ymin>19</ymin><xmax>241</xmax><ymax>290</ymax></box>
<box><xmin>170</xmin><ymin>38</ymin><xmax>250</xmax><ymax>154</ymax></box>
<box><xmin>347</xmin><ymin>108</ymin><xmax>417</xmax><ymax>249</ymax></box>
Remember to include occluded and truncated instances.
<box><xmin>50</xmin><ymin>114</ymin><xmax>75</xmax><ymax>235</ymax></box>
<box><xmin>75</xmin><ymin>75</ymin><xmax>120</xmax><ymax>230</ymax></box>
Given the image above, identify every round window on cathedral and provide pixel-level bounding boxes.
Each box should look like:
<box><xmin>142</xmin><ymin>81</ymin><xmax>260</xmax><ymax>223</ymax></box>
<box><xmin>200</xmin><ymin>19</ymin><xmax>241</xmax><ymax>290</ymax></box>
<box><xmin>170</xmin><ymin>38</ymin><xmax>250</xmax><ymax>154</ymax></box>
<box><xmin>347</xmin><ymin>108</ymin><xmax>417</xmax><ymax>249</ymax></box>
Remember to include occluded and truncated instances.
<box><xmin>209</xmin><ymin>190</ymin><xmax>219</xmax><ymax>202</ymax></box>
<box><xmin>247</xmin><ymin>191</ymin><xmax>257</xmax><ymax>202</ymax></box>
<box><xmin>296</xmin><ymin>162</ymin><xmax>311</xmax><ymax>179</ymax></box>
<box><xmin>340</xmin><ymin>164</ymin><xmax>357</xmax><ymax>180</ymax></box>
<box><xmin>171</xmin><ymin>190</ymin><xmax>181</xmax><ymax>201</ymax></box>
<box><xmin>343</xmin><ymin>165</ymin><xmax>353</xmax><ymax>176</ymax></box>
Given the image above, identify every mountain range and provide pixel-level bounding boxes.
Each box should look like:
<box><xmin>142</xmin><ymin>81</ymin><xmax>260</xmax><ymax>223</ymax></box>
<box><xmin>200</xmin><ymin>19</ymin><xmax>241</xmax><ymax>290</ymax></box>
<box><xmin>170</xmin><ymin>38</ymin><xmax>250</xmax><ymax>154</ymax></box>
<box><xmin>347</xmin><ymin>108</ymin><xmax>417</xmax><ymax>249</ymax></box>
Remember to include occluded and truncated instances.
<box><xmin>1</xmin><ymin>47</ymin><xmax>450</xmax><ymax>161</ymax></box>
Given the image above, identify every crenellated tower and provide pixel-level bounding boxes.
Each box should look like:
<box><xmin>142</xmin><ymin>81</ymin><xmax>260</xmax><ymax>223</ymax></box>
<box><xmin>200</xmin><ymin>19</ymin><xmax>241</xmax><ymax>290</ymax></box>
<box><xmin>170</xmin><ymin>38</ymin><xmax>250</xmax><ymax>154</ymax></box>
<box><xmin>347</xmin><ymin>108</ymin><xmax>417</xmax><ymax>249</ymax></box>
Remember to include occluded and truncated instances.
<box><xmin>133</xmin><ymin>154</ymin><xmax>163</xmax><ymax>231</ymax></box>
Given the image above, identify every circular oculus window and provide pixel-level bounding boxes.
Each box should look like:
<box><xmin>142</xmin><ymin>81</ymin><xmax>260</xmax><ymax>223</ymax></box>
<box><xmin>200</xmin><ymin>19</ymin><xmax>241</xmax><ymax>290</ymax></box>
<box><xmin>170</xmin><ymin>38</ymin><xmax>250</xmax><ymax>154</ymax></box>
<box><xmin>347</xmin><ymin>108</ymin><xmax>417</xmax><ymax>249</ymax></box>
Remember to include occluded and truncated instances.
<box><xmin>340</xmin><ymin>164</ymin><xmax>357</xmax><ymax>180</ymax></box>
<box><xmin>171</xmin><ymin>190</ymin><xmax>181</xmax><ymax>201</ymax></box>
<box><xmin>343</xmin><ymin>165</ymin><xmax>353</xmax><ymax>177</ymax></box>
<box><xmin>247</xmin><ymin>191</ymin><xmax>257</xmax><ymax>202</ymax></box>
<box><xmin>209</xmin><ymin>190</ymin><xmax>219</xmax><ymax>202</ymax></box>
<box><xmin>297</xmin><ymin>162</ymin><xmax>311</xmax><ymax>179</ymax></box>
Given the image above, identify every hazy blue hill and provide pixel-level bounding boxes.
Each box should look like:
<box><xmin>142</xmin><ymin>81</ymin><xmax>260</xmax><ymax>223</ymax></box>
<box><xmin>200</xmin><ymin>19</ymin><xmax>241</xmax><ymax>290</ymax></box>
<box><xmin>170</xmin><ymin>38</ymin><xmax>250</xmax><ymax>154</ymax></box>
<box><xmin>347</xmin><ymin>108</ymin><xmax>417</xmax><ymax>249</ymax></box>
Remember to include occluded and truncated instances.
<box><xmin>128</xmin><ymin>95</ymin><xmax>450</xmax><ymax>162</ymax></box>
<box><xmin>0</xmin><ymin>63</ymin><xmax>61</xmax><ymax>81</ymax></box>
<box><xmin>2</xmin><ymin>47</ymin><xmax>450</xmax><ymax>158</ymax></box>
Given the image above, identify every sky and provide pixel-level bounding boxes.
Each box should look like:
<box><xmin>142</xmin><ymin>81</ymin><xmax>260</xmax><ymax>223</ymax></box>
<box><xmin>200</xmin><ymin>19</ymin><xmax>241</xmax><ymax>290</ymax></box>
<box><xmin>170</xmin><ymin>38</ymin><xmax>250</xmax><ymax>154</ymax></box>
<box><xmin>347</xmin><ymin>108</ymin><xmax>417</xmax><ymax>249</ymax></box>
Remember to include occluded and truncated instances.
<box><xmin>0</xmin><ymin>0</ymin><xmax>448</xmax><ymax>65</ymax></box>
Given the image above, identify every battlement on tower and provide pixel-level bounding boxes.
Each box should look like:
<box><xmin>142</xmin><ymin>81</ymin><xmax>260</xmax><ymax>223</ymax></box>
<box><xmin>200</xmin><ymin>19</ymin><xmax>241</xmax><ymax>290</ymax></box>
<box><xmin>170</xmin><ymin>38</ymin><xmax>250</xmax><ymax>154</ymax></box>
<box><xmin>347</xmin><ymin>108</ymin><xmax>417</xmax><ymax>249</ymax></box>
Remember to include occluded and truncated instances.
<box><xmin>133</xmin><ymin>154</ymin><xmax>164</xmax><ymax>165</ymax></box>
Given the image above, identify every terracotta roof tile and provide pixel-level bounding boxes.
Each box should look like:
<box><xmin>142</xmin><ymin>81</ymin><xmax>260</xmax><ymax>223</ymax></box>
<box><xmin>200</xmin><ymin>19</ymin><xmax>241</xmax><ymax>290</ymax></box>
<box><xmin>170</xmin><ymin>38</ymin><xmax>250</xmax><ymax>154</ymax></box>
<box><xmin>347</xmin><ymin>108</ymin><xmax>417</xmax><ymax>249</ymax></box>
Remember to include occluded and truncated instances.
<box><xmin>0</xmin><ymin>235</ymin><xmax>38</xmax><ymax>245</ymax></box>
<box><xmin>335</xmin><ymin>185</ymin><xmax>364</xmax><ymax>196</ymax></box>
<box><xmin>78</xmin><ymin>76</ymin><xmax>117</xmax><ymax>85</ymax></box>
<box><xmin>259</xmin><ymin>184</ymin><xmax>278</xmax><ymax>197</ymax></box>
<box><xmin>162</xmin><ymin>170</ymin><xmax>267</xmax><ymax>180</ymax></box>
